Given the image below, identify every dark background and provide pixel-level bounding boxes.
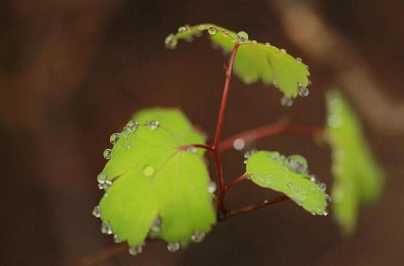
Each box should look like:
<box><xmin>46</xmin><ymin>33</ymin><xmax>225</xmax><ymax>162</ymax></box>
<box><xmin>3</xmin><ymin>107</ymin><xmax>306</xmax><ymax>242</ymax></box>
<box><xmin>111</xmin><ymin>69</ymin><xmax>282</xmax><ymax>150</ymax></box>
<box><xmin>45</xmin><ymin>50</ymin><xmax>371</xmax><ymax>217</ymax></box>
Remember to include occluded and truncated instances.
<box><xmin>1</xmin><ymin>0</ymin><xmax>403</xmax><ymax>265</ymax></box>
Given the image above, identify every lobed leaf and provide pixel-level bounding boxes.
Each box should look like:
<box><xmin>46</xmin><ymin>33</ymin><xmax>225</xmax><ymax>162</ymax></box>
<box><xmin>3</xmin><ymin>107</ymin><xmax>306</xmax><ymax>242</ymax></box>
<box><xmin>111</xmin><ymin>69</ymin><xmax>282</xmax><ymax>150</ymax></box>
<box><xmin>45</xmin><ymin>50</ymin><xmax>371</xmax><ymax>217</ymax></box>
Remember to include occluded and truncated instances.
<box><xmin>165</xmin><ymin>23</ymin><xmax>310</xmax><ymax>100</ymax></box>
<box><xmin>95</xmin><ymin>108</ymin><xmax>216</xmax><ymax>250</ymax></box>
<box><xmin>245</xmin><ymin>151</ymin><xmax>328</xmax><ymax>215</ymax></box>
<box><xmin>326</xmin><ymin>90</ymin><xmax>384</xmax><ymax>234</ymax></box>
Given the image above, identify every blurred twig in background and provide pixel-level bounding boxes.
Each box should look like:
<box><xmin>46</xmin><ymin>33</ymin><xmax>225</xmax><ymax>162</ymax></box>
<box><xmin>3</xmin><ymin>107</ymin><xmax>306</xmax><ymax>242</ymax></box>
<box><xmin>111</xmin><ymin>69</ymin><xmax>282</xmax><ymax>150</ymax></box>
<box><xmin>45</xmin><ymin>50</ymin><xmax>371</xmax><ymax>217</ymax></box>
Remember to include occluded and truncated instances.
<box><xmin>272</xmin><ymin>0</ymin><xmax>404</xmax><ymax>135</ymax></box>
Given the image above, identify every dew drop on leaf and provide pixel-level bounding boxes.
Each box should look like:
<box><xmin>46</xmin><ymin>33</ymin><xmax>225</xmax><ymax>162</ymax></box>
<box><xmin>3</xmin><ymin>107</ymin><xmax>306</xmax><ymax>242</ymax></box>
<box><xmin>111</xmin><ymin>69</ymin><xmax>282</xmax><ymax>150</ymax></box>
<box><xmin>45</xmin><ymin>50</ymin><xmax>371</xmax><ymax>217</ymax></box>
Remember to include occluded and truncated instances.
<box><xmin>101</xmin><ymin>222</ymin><xmax>113</xmax><ymax>235</ymax></box>
<box><xmin>298</xmin><ymin>85</ymin><xmax>309</xmax><ymax>97</ymax></box>
<box><xmin>191</xmin><ymin>231</ymin><xmax>206</xmax><ymax>243</ymax></box>
<box><xmin>97</xmin><ymin>173</ymin><xmax>107</xmax><ymax>184</ymax></box>
<box><xmin>280</xmin><ymin>96</ymin><xmax>294</xmax><ymax>107</ymax></box>
<box><xmin>146</xmin><ymin>120</ymin><xmax>160</xmax><ymax>130</ymax></box>
<box><xmin>143</xmin><ymin>165</ymin><xmax>155</xmax><ymax>177</ymax></box>
<box><xmin>236</xmin><ymin>31</ymin><xmax>249</xmax><ymax>42</ymax></box>
<box><xmin>109</xmin><ymin>133</ymin><xmax>120</xmax><ymax>145</ymax></box>
<box><xmin>244</xmin><ymin>149</ymin><xmax>257</xmax><ymax>159</ymax></box>
<box><xmin>92</xmin><ymin>206</ymin><xmax>101</xmax><ymax>218</ymax></box>
<box><xmin>165</xmin><ymin>34</ymin><xmax>178</xmax><ymax>49</ymax></box>
<box><xmin>129</xmin><ymin>244</ymin><xmax>144</xmax><ymax>256</ymax></box>
<box><xmin>103</xmin><ymin>149</ymin><xmax>112</xmax><ymax>160</ymax></box>
<box><xmin>113</xmin><ymin>234</ymin><xmax>123</xmax><ymax>243</ymax></box>
<box><xmin>177</xmin><ymin>25</ymin><xmax>190</xmax><ymax>33</ymax></box>
<box><xmin>208</xmin><ymin>181</ymin><xmax>217</xmax><ymax>193</ymax></box>
<box><xmin>287</xmin><ymin>155</ymin><xmax>308</xmax><ymax>174</ymax></box>
<box><xmin>207</xmin><ymin>26</ymin><xmax>217</xmax><ymax>35</ymax></box>
<box><xmin>167</xmin><ymin>242</ymin><xmax>181</xmax><ymax>252</ymax></box>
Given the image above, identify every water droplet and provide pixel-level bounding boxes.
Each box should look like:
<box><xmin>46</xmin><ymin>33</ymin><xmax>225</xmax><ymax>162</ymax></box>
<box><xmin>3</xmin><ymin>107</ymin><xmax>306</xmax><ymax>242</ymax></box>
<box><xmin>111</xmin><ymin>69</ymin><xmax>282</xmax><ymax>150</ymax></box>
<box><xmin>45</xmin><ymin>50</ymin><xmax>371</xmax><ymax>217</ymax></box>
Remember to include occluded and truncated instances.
<box><xmin>309</xmin><ymin>175</ymin><xmax>316</xmax><ymax>182</ymax></box>
<box><xmin>177</xmin><ymin>25</ymin><xmax>190</xmax><ymax>33</ymax></box>
<box><xmin>244</xmin><ymin>149</ymin><xmax>257</xmax><ymax>159</ymax></box>
<box><xmin>146</xmin><ymin>120</ymin><xmax>160</xmax><ymax>130</ymax></box>
<box><xmin>208</xmin><ymin>181</ymin><xmax>217</xmax><ymax>193</ymax></box>
<box><xmin>236</xmin><ymin>31</ymin><xmax>249</xmax><ymax>42</ymax></box>
<box><xmin>98</xmin><ymin>180</ymin><xmax>112</xmax><ymax>190</ymax></box>
<box><xmin>92</xmin><ymin>206</ymin><xmax>101</xmax><ymax>218</ymax></box>
<box><xmin>129</xmin><ymin>244</ymin><xmax>144</xmax><ymax>256</ymax></box>
<box><xmin>298</xmin><ymin>84</ymin><xmax>309</xmax><ymax>97</ymax></box>
<box><xmin>186</xmin><ymin>146</ymin><xmax>197</xmax><ymax>153</ymax></box>
<box><xmin>165</xmin><ymin>34</ymin><xmax>177</xmax><ymax>49</ymax></box>
<box><xmin>197</xmin><ymin>25</ymin><xmax>205</xmax><ymax>31</ymax></box>
<box><xmin>207</xmin><ymin>27</ymin><xmax>217</xmax><ymax>35</ymax></box>
<box><xmin>280</xmin><ymin>96</ymin><xmax>293</xmax><ymax>107</ymax></box>
<box><xmin>167</xmin><ymin>242</ymin><xmax>180</xmax><ymax>252</ymax></box>
<box><xmin>101</xmin><ymin>222</ymin><xmax>113</xmax><ymax>235</ymax></box>
<box><xmin>287</xmin><ymin>154</ymin><xmax>308</xmax><ymax>174</ymax></box>
<box><xmin>265</xmin><ymin>42</ymin><xmax>271</xmax><ymax>46</ymax></box>
<box><xmin>109</xmin><ymin>133</ymin><xmax>120</xmax><ymax>145</ymax></box>
<box><xmin>191</xmin><ymin>231</ymin><xmax>206</xmax><ymax>243</ymax></box>
<box><xmin>123</xmin><ymin>120</ymin><xmax>139</xmax><ymax>133</ymax></box>
<box><xmin>318</xmin><ymin>182</ymin><xmax>327</xmax><ymax>191</ymax></box>
<box><xmin>280</xmin><ymin>49</ymin><xmax>287</xmax><ymax>54</ymax></box>
<box><xmin>322</xmin><ymin>211</ymin><xmax>328</xmax><ymax>216</ymax></box>
<box><xmin>103</xmin><ymin>149</ymin><xmax>112</xmax><ymax>160</ymax></box>
<box><xmin>143</xmin><ymin>165</ymin><xmax>155</xmax><ymax>177</ymax></box>
<box><xmin>296</xmin><ymin>57</ymin><xmax>302</xmax><ymax>63</ymax></box>
<box><xmin>150</xmin><ymin>217</ymin><xmax>161</xmax><ymax>234</ymax></box>
<box><xmin>97</xmin><ymin>173</ymin><xmax>107</xmax><ymax>184</ymax></box>
<box><xmin>232</xmin><ymin>138</ymin><xmax>246</xmax><ymax>151</ymax></box>
<box><xmin>113</xmin><ymin>234</ymin><xmax>123</xmax><ymax>243</ymax></box>
<box><xmin>270</xmin><ymin>152</ymin><xmax>281</xmax><ymax>160</ymax></box>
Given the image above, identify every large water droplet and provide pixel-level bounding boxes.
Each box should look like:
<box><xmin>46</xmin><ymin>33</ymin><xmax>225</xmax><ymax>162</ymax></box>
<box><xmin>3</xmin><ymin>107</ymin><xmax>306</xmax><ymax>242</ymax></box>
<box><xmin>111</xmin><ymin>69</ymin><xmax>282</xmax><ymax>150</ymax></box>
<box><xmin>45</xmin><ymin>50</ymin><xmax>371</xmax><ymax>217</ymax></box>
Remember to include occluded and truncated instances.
<box><xmin>146</xmin><ymin>120</ymin><xmax>160</xmax><ymax>130</ymax></box>
<box><xmin>296</xmin><ymin>57</ymin><xmax>302</xmax><ymax>63</ymax></box>
<box><xmin>280</xmin><ymin>96</ymin><xmax>293</xmax><ymax>107</ymax></box>
<box><xmin>101</xmin><ymin>222</ymin><xmax>113</xmax><ymax>235</ymax></box>
<box><xmin>287</xmin><ymin>154</ymin><xmax>308</xmax><ymax>174</ymax></box>
<box><xmin>236</xmin><ymin>31</ymin><xmax>249</xmax><ymax>42</ymax></box>
<box><xmin>207</xmin><ymin>27</ymin><xmax>217</xmax><ymax>35</ymax></box>
<box><xmin>110</xmin><ymin>133</ymin><xmax>120</xmax><ymax>145</ymax></box>
<box><xmin>208</xmin><ymin>181</ymin><xmax>217</xmax><ymax>193</ymax></box>
<box><xmin>167</xmin><ymin>242</ymin><xmax>180</xmax><ymax>252</ymax></box>
<box><xmin>103</xmin><ymin>149</ymin><xmax>112</xmax><ymax>160</ymax></box>
<box><xmin>143</xmin><ymin>165</ymin><xmax>155</xmax><ymax>177</ymax></box>
<box><xmin>165</xmin><ymin>34</ymin><xmax>177</xmax><ymax>49</ymax></box>
<box><xmin>318</xmin><ymin>182</ymin><xmax>327</xmax><ymax>192</ymax></box>
<box><xmin>92</xmin><ymin>206</ymin><xmax>101</xmax><ymax>218</ymax></box>
<box><xmin>191</xmin><ymin>231</ymin><xmax>206</xmax><ymax>243</ymax></box>
<box><xmin>233</xmin><ymin>138</ymin><xmax>246</xmax><ymax>151</ymax></box>
<box><xmin>97</xmin><ymin>173</ymin><xmax>107</xmax><ymax>184</ymax></box>
<box><xmin>129</xmin><ymin>244</ymin><xmax>144</xmax><ymax>256</ymax></box>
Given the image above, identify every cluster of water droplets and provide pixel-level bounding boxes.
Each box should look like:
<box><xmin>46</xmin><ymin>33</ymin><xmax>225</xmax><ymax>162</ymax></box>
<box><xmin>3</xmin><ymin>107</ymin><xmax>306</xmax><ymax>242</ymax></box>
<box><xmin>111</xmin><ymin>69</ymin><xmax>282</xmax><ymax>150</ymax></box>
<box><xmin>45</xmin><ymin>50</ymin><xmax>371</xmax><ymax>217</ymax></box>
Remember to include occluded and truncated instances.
<box><xmin>97</xmin><ymin>173</ymin><xmax>112</xmax><ymax>190</ymax></box>
<box><xmin>129</xmin><ymin>243</ymin><xmax>144</xmax><ymax>256</ymax></box>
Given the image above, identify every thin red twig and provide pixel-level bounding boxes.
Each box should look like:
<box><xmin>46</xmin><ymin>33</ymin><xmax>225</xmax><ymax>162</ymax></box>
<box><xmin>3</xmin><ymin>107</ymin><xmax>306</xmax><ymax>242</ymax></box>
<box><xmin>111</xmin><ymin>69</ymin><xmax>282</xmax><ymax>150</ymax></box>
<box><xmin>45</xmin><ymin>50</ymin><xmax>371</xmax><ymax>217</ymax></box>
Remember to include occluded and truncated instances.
<box><xmin>222</xmin><ymin>195</ymin><xmax>290</xmax><ymax>220</ymax></box>
<box><xmin>225</xmin><ymin>174</ymin><xmax>248</xmax><ymax>191</ymax></box>
<box><xmin>219</xmin><ymin>121</ymin><xmax>324</xmax><ymax>152</ymax></box>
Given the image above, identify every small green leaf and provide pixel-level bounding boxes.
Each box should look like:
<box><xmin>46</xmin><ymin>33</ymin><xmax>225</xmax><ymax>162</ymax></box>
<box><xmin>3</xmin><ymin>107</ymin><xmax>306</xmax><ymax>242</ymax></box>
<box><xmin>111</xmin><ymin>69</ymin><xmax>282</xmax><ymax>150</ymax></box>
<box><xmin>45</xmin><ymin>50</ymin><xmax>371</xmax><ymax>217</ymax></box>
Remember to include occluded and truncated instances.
<box><xmin>165</xmin><ymin>23</ymin><xmax>310</xmax><ymax>99</ymax></box>
<box><xmin>96</xmin><ymin>108</ymin><xmax>216</xmax><ymax>249</ymax></box>
<box><xmin>245</xmin><ymin>151</ymin><xmax>328</xmax><ymax>215</ymax></box>
<box><xmin>326</xmin><ymin>90</ymin><xmax>384</xmax><ymax>234</ymax></box>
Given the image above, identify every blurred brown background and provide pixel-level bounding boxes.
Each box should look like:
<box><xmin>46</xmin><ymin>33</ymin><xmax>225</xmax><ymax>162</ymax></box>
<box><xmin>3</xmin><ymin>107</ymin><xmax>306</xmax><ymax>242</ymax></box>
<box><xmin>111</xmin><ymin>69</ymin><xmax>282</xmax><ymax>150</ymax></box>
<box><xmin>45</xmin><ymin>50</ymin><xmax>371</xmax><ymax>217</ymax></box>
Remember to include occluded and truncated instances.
<box><xmin>1</xmin><ymin>0</ymin><xmax>403</xmax><ymax>265</ymax></box>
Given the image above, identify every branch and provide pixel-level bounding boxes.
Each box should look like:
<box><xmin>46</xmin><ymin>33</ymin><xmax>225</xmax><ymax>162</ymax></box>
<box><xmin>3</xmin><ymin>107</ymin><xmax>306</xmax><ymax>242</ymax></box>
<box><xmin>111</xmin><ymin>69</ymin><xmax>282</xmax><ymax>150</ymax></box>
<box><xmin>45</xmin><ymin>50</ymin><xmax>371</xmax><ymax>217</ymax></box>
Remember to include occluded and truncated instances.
<box><xmin>222</xmin><ymin>195</ymin><xmax>290</xmax><ymax>220</ymax></box>
<box><xmin>219</xmin><ymin>121</ymin><xmax>324</xmax><ymax>152</ymax></box>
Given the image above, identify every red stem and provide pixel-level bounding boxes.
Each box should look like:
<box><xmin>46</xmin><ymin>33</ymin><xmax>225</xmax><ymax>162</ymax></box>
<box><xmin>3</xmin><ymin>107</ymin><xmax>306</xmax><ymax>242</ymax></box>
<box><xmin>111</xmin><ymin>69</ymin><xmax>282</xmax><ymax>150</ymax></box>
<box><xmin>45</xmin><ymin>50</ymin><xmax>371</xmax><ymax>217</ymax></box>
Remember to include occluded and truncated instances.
<box><xmin>223</xmin><ymin>195</ymin><xmax>290</xmax><ymax>220</ymax></box>
<box><xmin>211</xmin><ymin>43</ymin><xmax>240</xmax><ymax>215</ymax></box>
<box><xmin>220</xmin><ymin>121</ymin><xmax>324</xmax><ymax>152</ymax></box>
<box><xmin>225</xmin><ymin>174</ymin><xmax>248</xmax><ymax>191</ymax></box>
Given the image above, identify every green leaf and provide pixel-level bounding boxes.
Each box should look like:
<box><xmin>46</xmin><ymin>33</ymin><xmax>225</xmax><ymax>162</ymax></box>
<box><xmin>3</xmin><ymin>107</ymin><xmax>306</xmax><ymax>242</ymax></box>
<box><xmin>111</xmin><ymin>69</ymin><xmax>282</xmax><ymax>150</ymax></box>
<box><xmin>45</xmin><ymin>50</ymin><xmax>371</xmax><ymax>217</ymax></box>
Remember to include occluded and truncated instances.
<box><xmin>326</xmin><ymin>90</ymin><xmax>384</xmax><ymax>234</ymax></box>
<box><xmin>96</xmin><ymin>108</ymin><xmax>216</xmax><ymax>250</ymax></box>
<box><xmin>245</xmin><ymin>151</ymin><xmax>328</xmax><ymax>215</ymax></box>
<box><xmin>165</xmin><ymin>23</ymin><xmax>310</xmax><ymax>99</ymax></box>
